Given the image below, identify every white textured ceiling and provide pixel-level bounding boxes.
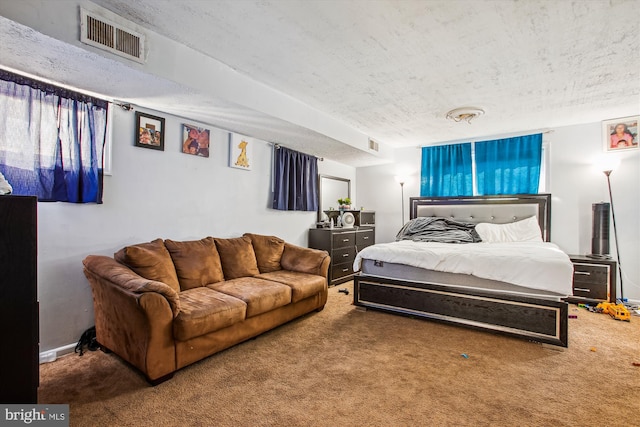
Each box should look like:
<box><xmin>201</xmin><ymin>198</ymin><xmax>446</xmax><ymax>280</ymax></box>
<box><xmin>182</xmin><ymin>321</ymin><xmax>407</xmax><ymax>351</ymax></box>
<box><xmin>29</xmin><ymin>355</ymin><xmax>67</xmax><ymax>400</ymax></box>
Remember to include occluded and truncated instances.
<box><xmin>1</xmin><ymin>0</ymin><xmax>639</xmax><ymax>166</ymax></box>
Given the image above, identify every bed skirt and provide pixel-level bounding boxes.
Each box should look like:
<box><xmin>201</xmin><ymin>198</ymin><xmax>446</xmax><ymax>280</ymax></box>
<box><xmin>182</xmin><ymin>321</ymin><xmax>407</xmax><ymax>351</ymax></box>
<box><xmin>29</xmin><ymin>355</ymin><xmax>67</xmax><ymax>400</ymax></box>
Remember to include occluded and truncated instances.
<box><xmin>354</xmin><ymin>274</ymin><xmax>568</xmax><ymax>347</ymax></box>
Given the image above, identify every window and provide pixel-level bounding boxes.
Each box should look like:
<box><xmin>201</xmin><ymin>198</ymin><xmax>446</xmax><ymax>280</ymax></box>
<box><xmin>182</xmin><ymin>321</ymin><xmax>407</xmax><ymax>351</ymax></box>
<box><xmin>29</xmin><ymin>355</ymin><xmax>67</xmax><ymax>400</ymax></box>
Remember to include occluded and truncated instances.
<box><xmin>420</xmin><ymin>143</ymin><xmax>473</xmax><ymax>197</ymax></box>
<box><xmin>271</xmin><ymin>146</ymin><xmax>319</xmax><ymax>211</ymax></box>
<box><xmin>420</xmin><ymin>133</ymin><xmax>544</xmax><ymax>197</ymax></box>
<box><xmin>0</xmin><ymin>70</ymin><xmax>108</xmax><ymax>203</ymax></box>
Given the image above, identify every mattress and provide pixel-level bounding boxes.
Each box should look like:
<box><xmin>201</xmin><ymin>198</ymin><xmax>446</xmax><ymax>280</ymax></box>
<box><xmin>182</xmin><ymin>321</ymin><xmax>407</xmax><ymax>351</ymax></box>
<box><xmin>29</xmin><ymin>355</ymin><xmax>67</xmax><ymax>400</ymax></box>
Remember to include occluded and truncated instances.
<box><xmin>354</xmin><ymin>241</ymin><xmax>574</xmax><ymax>297</ymax></box>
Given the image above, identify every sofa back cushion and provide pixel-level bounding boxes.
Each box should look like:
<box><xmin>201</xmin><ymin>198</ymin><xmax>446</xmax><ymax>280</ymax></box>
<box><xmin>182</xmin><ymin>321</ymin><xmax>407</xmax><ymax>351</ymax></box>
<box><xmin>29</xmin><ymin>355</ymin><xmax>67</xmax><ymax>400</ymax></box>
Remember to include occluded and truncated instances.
<box><xmin>243</xmin><ymin>233</ymin><xmax>284</xmax><ymax>273</ymax></box>
<box><xmin>114</xmin><ymin>238</ymin><xmax>181</xmax><ymax>293</ymax></box>
<box><xmin>164</xmin><ymin>237</ymin><xmax>225</xmax><ymax>290</ymax></box>
<box><xmin>214</xmin><ymin>236</ymin><xmax>260</xmax><ymax>279</ymax></box>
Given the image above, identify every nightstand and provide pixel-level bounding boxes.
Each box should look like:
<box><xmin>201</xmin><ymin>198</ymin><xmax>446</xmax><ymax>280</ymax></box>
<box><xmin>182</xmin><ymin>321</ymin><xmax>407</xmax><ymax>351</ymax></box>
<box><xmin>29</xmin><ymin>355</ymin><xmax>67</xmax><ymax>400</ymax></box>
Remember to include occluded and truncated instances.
<box><xmin>567</xmin><ymin>255</ymin><xmax>617</xmax><ymax>304</ymax></box>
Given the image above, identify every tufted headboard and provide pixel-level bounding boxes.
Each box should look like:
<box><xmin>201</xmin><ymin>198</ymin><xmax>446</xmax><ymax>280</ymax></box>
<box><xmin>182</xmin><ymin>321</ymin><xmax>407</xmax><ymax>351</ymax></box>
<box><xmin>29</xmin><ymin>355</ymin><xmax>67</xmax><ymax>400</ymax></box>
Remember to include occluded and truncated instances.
<box><xmin>409</xmin><ymin>194</ymin><xmax>552</xmax><ymax>242</ymax></box>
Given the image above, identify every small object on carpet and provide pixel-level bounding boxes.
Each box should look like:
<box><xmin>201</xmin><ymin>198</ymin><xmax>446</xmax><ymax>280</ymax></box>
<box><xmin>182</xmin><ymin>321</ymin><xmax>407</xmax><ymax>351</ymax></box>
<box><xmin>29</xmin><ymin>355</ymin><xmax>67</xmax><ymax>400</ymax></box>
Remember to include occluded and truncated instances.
<box><xmin>338</xmin><ymin>288</ymin><xmax>349</xmax><ymax>295</ymax></box>
<box><xmin>632</xmin><ymin>362</ymin><xmax>640</xmax><ymax>367</ymax></box>
<box><xmin>569</xmin><ymin>315</ymin><xmax>578</xmax><ymax>319</ymax></box>
<box><xmin>590</xmin><ymin>347</ymin><xmax>597</xmax><ymax>352</ymax></box>
<box><xmin>461</xmin><ymin>353</ymin><xmax>469</xmax><ymax>359</ymax></box>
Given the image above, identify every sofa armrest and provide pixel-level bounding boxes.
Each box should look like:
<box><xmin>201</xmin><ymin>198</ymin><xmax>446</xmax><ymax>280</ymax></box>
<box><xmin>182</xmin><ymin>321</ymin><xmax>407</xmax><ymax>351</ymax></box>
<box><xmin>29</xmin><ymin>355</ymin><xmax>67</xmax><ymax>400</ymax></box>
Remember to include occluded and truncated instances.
<box><xmin>83</xmin><ymin>255</ymin><xmax>178</xmax><ymax>381</ymax></box>
<box><xmin>280</xmin><ymin>243</ymin><xmax>330</xmax><ymax>278</ymax></box>
<box><xmin>83</xmin><ymin>255</ymin><xmax>180</xmax><ymax>317</ymax></box>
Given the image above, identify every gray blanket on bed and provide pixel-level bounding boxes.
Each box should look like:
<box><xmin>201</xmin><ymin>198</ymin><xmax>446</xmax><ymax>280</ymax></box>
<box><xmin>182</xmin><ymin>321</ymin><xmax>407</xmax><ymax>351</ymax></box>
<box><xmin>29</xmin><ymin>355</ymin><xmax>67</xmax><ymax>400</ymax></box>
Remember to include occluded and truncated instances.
<box><xmin>395</xmin><ymin>217</ymin><xmax>482</xmax><ymax>243</ymax></box>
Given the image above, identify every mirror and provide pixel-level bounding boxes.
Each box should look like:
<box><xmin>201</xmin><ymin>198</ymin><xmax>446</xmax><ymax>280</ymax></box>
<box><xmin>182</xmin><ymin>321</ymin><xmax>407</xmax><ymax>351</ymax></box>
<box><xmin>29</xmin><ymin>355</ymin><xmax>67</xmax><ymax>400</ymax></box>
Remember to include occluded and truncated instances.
<box><xmin>318</xmin><ymin>175</ymin><xmax>350</xmax><ymax>221</ymax></box>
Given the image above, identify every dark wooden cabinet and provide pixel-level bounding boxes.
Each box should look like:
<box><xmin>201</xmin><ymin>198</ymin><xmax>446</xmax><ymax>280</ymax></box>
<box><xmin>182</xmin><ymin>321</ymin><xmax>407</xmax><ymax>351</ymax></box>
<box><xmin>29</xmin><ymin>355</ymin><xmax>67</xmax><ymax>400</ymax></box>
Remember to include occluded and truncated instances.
<box><xmin>0</xmin><ymin>195</ymin><xmax>39</xmax><ymax>403</ymax></box>
<box><xmin>567</xmin><ymin>255</ymin><xmax>616</xmax><ymax>304</ymax></box>
<box><xmin>309</xmin><ymin>227</ymin><xmax>375</xmax><ymax>286</ymax></box>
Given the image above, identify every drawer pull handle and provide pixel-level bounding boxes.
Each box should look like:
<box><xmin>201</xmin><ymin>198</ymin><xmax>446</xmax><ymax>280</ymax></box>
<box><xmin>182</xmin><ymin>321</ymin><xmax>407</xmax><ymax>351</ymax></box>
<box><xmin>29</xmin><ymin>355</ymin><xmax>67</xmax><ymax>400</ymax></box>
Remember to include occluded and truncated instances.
<box><xmin>342</xmin><ymin>239</ymin><xmax>350</xmax><ymax>242</ymax></box>
<box><xmin>342</xmin><ymin>268</ymin><xmax>349</xmax><ymax>272</ymax></box>
<box><xmin>342</xmin><ymin>253</ymin><xmax>350</xmax><ymax>257</ymax></box>
<box><xmin>575</xmin><ymin>271</ymin><xmax>591</xmax><ymax>276</ymax></box>
<box><xmin>574</xmin><ymin>287</ymin><xmax>591</xmax><ymax>292</ymax></box>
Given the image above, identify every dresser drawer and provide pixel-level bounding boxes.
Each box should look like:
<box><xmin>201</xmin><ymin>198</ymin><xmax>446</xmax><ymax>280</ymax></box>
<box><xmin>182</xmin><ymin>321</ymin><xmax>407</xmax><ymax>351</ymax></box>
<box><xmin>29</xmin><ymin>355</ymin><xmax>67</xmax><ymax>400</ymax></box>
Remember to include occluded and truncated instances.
<box><xmin>332</xmin><ymin>246</ymin><xmax>355</xmax><ymax>263</ymax></box>
<box><xmin>573</xmin><ymin>263</ymin><xmax>610</xmax><ymax>286</ymax></box>
<box><xmin>332</xmin><ymin>262</ymin><xmax>354</xmax><ymax>280</ymax></box>
<box><xmin>356</xmin><ymin>229</ymin><xmax>374</xmax><ymax>248</ymax></box>
<box><xmin>332</xmin><ymin>232</ymin><xmax>356</xmax><ymax>249</ymax></box>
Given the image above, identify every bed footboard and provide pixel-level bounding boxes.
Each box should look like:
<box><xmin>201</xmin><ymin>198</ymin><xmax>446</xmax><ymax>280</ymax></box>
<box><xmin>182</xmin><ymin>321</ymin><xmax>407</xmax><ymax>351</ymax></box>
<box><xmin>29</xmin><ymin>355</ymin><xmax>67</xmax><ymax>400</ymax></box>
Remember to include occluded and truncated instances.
<box><xmin>354</xmin><ymin>275</ymin><xmax>568</xmax><ymax>347</ymax></box>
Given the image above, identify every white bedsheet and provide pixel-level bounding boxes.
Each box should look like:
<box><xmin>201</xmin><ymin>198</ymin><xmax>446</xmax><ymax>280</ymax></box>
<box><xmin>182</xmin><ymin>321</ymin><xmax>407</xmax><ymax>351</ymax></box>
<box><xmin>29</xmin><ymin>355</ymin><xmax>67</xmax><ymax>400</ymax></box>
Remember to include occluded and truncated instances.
<box><xmin>354</xmin><ymin>241</ymin><xmax>574</xmax><ymax>295</ymax></box>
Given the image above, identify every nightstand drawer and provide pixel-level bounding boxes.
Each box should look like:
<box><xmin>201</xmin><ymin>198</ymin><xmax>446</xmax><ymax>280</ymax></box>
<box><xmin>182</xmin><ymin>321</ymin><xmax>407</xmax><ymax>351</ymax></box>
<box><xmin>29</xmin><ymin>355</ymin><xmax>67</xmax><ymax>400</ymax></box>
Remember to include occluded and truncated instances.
<box><xmin>572</xmin><ymin>280</ymin><xmax>609</xmax><ymax>300</ymax></box>
<box><xmin>573</xmin><ymin>263</ymin><xmax>610</xmax><ymax>286</ymax></box>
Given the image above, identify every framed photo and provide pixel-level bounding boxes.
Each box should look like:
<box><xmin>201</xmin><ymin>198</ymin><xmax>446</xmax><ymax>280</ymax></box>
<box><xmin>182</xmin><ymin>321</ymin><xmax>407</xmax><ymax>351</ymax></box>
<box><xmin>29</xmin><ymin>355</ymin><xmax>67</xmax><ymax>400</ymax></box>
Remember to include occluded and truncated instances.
<box><xmin>603</xmin><ymin>116</ymin><xmax>639</xmax><ymax>151</ymax></box>
<box><xmin>181</xmin><ymin>124</ymin><xmax>210</xmax><ymax>157</ymax></box>
<box><xmin>228</xmin><ymin>133</ymin><xmax>252</xmax><ymax>170</ymax></box>
<box><xmin>135</xmin><ymin>112</ymin><xmax>165</xmax><ymax>151</ymax></box>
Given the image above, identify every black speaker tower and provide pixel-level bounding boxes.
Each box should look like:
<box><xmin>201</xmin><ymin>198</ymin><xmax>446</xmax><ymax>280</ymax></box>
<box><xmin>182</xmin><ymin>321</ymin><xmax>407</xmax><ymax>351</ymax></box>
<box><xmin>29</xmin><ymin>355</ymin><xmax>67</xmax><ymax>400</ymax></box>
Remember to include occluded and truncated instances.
<box><xmin>590</xmin><ymin>202</ymin><xmax>610</xmax><ymax>258</ymax></box>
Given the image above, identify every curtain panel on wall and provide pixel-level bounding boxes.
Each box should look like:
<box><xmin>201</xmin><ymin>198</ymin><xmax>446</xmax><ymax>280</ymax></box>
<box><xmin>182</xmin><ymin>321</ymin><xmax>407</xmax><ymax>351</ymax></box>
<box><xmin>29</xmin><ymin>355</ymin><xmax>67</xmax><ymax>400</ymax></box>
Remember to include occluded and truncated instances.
<box><xmin>272</xmin><ymin>146</ymin><xmax>318</xmax><ymax>211</ymax></box>
<box><xmin>420</xmin><ymin>143</ymin><xmax>473</xmax><ymax>197</ymax></box>
<box><xmin>0</xmin><ymin>70</ymin><xmax>108</xmax><ymax>203</ymax></box>
<box><xmin>475</xmin><ymin>133</ymin><xmax>542</xmax><ymax>195</ymax></box>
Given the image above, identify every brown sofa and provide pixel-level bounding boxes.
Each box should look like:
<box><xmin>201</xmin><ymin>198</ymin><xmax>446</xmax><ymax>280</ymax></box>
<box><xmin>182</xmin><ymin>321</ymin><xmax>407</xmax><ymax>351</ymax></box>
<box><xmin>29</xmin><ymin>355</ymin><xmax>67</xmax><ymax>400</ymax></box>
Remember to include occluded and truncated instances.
<box><xmin>82</xmin><ymin>233</ymin><xmax>330</xmax><ymax>384</ymax></box>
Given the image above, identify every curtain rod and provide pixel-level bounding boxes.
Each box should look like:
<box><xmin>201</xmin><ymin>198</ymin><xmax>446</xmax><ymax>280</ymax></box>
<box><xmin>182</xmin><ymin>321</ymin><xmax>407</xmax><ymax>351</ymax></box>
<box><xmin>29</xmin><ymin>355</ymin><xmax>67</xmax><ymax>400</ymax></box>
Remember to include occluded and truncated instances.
<box><xmin>268</xmin><ymin>143</ymin><xmax>323</xmax><ymax>161</ymax></box>
<box><xmin>417</xmin><ymin>128</ymin><xmax>554</xmax><ymax>148</ymax></box>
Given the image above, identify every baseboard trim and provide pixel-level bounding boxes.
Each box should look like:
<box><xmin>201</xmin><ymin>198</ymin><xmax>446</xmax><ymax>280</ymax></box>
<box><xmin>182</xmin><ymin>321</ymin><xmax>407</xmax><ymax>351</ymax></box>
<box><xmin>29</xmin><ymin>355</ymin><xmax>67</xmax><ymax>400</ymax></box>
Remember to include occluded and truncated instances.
<box><xmin>39</xmin><ymin>343</ymin><xmax>76</xmax><ymax>364</ymax></box>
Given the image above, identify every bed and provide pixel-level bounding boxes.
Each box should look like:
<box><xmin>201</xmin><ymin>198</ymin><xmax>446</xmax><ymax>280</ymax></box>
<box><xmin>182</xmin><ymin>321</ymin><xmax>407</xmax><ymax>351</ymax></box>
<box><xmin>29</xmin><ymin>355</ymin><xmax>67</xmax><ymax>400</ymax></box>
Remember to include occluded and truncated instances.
<box><xmin>352</xmin><ymin>194</ymin><xmax>573</xmax><ymax>347</ymax></box>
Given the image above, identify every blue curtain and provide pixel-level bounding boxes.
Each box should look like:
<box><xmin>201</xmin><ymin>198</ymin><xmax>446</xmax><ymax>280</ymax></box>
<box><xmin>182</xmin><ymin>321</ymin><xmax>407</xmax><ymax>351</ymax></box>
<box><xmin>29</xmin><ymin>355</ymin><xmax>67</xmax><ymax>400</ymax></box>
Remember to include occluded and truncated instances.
<box><xmin>420</xmin><ymin>143</ymin><xmax>473</xmax><ymax>197</ymax></box>
<box><xmin>272</xmin><ymin>146</ymin><xmax>318</xmax><ymax>211</ymax></box>
<box><xmin>475</xmin><ymin>134</ymin><xmax>542</xmax><ymax>195</ymax></box>
<box><xmin>0</xmin><ymin>70</ymin><xmax>108</xmax><ymax>203</ymax></box>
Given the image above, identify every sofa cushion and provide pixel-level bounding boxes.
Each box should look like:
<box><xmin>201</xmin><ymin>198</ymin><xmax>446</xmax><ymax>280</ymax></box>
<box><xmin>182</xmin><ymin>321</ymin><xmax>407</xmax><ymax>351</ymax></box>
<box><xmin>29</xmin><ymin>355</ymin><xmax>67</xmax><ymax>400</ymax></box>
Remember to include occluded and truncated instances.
<box><xmin>114</xmin><ymin>239</ymin><xmax>181</xmax><ymax>293</ymax></box>
<box><xmin>208</xmin><ymin>277</ymin><xmax>291</xmax><ymax>318</ymax></box>
<box><xmin>214</xmin><ymin>236</ymin><xmax>260</xmax><ymax>279</ymax></box>
<box><xmin>255</xmin><ymin>271</ymin><xmax>327</xmax><ymax>303</ymax></box>
<box><xmin>243</xmin><ymin>233</ymin><xmax>284</xmax><ymax>273</ymax></box>
<box><xmin>174</xmin><ymin>287</ymin><xmax>247</xmax><ymax>341</ymax></box>
<box><xmin>164</xmin><ymin>237</ymin><xmax>224</xmax><ymax>291</ymax></box>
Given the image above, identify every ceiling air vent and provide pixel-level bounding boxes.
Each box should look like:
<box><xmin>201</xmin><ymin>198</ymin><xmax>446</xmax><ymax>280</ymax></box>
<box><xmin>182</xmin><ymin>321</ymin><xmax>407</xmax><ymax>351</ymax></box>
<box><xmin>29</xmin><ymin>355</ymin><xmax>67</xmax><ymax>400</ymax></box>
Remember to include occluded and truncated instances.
<box><xmin>80</xmin><ymin>8</ymin><xmax>145</xmax><ymax>63</ymax></box>
<box><xmin>368</xmin><ymin>139</ymin><xmax>379</xmax><ymax>152</ymax></box>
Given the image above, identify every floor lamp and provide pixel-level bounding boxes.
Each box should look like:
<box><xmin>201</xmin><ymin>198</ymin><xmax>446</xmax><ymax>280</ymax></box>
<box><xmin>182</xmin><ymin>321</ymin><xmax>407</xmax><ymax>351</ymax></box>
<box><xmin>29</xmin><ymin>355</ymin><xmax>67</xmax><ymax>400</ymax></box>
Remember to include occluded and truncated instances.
<box><xmin>395</xmin><ymin>176</ymin><xmax>407</xmax><ymax>228</ymax></box>
<box><xmin>603</xmin><ymin>168</ymin><xmax>624</xmax><ymax>301</ymax></box>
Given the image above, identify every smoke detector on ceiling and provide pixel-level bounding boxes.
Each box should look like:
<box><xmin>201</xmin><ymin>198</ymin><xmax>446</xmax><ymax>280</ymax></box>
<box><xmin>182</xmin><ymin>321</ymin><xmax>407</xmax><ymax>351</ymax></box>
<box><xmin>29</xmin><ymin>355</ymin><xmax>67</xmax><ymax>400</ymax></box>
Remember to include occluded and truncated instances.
<box><xmin>446</xmin><ymin>107</ymin><xmax>485</xmax><ymax>124</ymax></box>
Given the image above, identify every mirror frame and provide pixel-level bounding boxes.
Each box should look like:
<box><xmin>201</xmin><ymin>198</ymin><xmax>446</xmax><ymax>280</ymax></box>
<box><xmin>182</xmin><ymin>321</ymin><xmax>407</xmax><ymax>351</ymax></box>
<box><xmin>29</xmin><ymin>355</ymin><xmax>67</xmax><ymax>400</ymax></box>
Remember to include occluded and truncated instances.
<box><xmin>318</xmin><ymin>174</ymin><xmax>351</xmax><ymax>222</ymax></box>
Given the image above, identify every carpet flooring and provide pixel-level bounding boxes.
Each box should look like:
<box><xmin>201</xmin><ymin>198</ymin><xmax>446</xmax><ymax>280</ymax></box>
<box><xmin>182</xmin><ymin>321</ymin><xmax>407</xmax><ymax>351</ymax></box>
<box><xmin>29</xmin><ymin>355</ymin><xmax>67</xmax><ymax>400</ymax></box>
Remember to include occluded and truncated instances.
<box><xmin>39</xmin><ymin>282</ymin><xmax>639</xmax><ymax>426</ymax></box>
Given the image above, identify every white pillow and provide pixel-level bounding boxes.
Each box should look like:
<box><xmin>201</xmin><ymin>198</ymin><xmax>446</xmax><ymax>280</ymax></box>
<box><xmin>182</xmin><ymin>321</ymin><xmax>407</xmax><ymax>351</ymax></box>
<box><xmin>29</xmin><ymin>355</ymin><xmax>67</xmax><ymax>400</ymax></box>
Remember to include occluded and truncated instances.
<box><xmin>475</xmin><ymin>216</ymin><xmax>543</xmax><ymax>243</ymax></box>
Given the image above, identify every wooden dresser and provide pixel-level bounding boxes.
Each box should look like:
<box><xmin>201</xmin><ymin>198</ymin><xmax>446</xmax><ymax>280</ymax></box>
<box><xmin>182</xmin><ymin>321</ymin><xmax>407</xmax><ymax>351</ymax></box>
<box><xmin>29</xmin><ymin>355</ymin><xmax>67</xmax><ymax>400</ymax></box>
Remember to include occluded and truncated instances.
<box><xmin>309</xmin><ymin>227</ymin><xmax>375</xmax><ymax>286</ymax></box>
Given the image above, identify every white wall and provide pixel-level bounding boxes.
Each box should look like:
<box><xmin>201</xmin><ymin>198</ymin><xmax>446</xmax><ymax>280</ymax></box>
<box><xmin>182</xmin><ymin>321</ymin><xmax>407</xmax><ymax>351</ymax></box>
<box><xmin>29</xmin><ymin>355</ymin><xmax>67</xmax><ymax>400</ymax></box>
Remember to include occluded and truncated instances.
<box><xmin>357</xmin><ymin>123</ymin><xmax>640</xmax><ymax>302</ymax></box>
<box><xmin>37</xmin><ymin>106</ymin><xmax>355</xmax><ymax>352</ymax></box>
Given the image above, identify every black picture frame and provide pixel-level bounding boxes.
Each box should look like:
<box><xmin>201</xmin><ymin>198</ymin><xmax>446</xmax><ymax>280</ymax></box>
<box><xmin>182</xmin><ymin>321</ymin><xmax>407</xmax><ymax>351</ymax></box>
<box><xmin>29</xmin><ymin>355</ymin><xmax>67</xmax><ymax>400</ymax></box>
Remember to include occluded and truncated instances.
<box><xmin>135</xmin><ymin>111</ymin><xmax>165</xmax><ymax>151</ymax></box>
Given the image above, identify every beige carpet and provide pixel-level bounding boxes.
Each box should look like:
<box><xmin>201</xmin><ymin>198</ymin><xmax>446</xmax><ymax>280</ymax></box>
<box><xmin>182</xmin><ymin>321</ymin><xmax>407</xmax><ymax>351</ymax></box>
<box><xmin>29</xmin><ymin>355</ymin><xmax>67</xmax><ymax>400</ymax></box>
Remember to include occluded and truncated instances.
<box><xmin>39</xmin><ymin>282</ymin><xmax>639</xmax><ymax>427</ymax></box>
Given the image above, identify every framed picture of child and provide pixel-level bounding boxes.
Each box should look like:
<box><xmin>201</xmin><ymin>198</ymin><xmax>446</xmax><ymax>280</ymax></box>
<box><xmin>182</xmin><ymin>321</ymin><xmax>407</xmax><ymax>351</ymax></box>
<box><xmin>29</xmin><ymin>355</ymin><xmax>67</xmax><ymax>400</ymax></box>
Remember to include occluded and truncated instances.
<box><xmin>603</xmin><ymin>116</ymin><xmax>639</xmax><ymax>152</ymax></box>
<box><xmin>135</xmin><ymin>112</ymin><xmax>165</xmax><ymax>151</ymax></box>
<box><xmin>181</xmin><ymin>124</ymin><xmax>210</xmax><ymax>157</ymax></box>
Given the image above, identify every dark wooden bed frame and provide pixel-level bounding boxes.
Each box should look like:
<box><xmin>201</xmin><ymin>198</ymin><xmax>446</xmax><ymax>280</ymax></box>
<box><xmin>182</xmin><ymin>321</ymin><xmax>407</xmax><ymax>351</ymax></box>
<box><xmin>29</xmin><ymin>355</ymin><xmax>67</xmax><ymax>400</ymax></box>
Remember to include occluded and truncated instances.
<box><xmin>353</xmin><ymin>194</ymin><xmax>569</xmax><ymax>347</ymax></box>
